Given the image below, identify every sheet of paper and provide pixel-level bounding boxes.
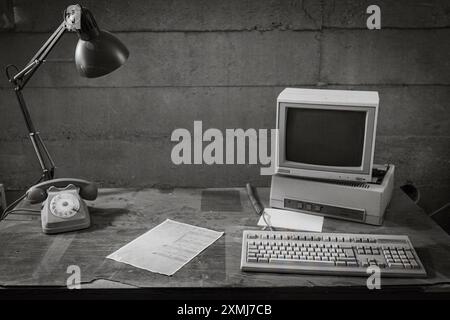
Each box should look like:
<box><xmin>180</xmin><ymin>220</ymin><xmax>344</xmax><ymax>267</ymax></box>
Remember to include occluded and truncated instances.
<box><xmin>258</xmin><ymin>208</ymin><xmax>324</xmax><ymax>232</ymax></box>
<box><xmin>107</xmin><ymin>219</ymin><xmax>224</xmax><ymax>276</ymax></box>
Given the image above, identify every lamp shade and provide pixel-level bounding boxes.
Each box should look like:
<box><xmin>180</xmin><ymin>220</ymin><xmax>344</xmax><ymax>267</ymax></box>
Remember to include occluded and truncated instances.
<box><xmin>66</xmin><ymin>5</ymin><xmax>129</xmax><ymax>78</ymax></box>
<box><xmin>75</xmin><ymin>30</ymin><xmax>129</xmax><ymax>78</ymax></box>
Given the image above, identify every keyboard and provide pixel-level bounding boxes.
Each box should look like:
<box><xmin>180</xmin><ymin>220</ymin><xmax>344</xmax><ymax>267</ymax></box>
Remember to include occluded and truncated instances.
<box><xmin>241</xmin><ymin>230</ymin><xmax>427</xmax><ymax>277</ymax></box>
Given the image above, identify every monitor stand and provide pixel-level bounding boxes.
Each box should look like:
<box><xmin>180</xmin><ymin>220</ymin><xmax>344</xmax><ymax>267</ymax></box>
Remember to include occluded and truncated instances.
<box><xmin>269</xmin><ymin>164</ymin><xmax>395</xmax><ymax>226</ymax></box>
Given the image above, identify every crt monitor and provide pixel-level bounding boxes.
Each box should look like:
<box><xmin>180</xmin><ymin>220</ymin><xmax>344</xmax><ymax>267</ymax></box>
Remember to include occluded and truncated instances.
<box><xmin>275</xmin><ymin>88</ymin><xmax>379</xmax><ymax>182</ymax></box>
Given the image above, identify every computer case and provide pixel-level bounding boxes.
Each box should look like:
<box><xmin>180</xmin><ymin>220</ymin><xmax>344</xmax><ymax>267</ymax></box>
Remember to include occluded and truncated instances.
<box><xmin>270</xmin><ymin>164</ymin><xmax>395</xmax><ymax>226</ymax></box>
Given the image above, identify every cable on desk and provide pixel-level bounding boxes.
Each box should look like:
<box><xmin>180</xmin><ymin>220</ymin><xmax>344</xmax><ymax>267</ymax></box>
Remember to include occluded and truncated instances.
<box><xmin>245</xmin><ymin>183</ymin><xmax>273</xmax><ymax>231</ymax></box>
<box><xmin>5</xmin><ymin>208</ymin><xmax>41</xmax><ymax>214</ymax></box>
<box><xmin>1</xmin><ymin>175</ymin><xmax>44</xmax><ymax>221</ymax></box>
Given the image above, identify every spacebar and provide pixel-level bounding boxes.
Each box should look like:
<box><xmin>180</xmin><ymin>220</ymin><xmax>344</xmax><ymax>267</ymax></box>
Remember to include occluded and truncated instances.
<box><xmin>269</xmin><ymin>258</ymin><xmax>335</xmax><ymax>266</ymax></box>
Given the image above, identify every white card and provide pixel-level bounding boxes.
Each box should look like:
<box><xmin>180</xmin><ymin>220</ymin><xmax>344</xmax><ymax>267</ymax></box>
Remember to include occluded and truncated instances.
<box><xmin>257</xmin><ymin>207</ymin><xmax>324</xmax><ymax>232</ymax></box>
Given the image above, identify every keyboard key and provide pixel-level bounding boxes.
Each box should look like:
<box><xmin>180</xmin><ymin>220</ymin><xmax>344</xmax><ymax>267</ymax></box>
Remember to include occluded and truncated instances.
<box><xmin>388</xmin><ymin>262</ymin><xmax>404</xmax><ymax>269</ymax></box>
<box><xmin>406</xmin><ymin>251</ymin><xmax>415</xmax><ymax>259</ymax></box>
<box><xmin>338</xmin><ymin>257</ymin><xmax>357</xmax><ymax>262</ymax></box>
<box><xmin>344</xmin><ymin>249</ymin><xmax>355</xmax><ymax>257</ymax></box>
<box><xmin>269</xmin><ymin>258</ymin><xmax>335</xmax><ymax>267</ymax></box>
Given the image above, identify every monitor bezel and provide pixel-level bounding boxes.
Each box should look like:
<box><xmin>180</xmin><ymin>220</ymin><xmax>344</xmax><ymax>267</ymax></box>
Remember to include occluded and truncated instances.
<box><xmin>276</xmin><ymin>102</ymin><xmax>378</xmax><ymax>182</ymax></box>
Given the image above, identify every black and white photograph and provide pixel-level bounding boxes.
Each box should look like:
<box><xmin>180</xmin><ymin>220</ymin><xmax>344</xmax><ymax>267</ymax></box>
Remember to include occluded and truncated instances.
<box><xmin>0</xmin><ymin>0</ymin><xmax>449</xmax><ymax>306</ymax></box>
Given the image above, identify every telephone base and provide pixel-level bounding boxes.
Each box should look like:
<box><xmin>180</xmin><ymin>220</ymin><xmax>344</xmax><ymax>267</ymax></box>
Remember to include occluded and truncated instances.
<box><xmin>42</xmin><ymin>214</ymin><xmax>90</xmax><ymax>234</ymax></box>
<box><xmin>40</xmin><ymin>184</ymin><xmax>92</xmax><ymax>234</ymax></box>
<box><xmin>42</xmin><ymin>199</ymin><xmax>91</xmax><ymax>234</ymax></box>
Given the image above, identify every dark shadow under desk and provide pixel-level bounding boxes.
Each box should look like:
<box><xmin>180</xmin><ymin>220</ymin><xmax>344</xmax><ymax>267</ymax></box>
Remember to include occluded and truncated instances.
<box><xmin>0</xmin><ymin>188</ymin><xmax>449</xmax><ymax>298</ymax></box>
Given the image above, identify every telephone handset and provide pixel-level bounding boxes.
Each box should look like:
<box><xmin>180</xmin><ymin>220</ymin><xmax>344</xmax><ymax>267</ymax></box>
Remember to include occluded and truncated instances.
<box><xmin>26</xmin><ymin>178</ymin><xmax>98</xmax><ymax>234</ymax></box>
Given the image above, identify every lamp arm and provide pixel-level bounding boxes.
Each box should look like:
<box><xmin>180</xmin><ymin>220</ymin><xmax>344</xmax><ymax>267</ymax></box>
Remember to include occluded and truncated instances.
<box><xmin>7</xmin><ymin>20</ymin><xmax>68</xmax><ymax>181</ymax></box>
<box><xmin>5</xmin><ymin>4</ymin><xmax>120</xmax><ymax>182</ymax></box>
<box><xmin>13</xmin><ymin>21</ymin><xmax>67</xmax><ymax>89</ymax></box>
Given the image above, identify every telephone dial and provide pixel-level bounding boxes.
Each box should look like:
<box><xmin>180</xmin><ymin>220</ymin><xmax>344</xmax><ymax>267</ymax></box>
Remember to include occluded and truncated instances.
<box><xmin>26</xmin><ymin>178</ymin><xmax>98</xmax><ymax>234</ymax></box>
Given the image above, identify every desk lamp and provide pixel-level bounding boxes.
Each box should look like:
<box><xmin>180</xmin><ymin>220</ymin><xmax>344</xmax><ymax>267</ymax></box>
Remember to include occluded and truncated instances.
<box><xmin>2</xmin><ymin>4</ymin><xmax>129</xmax><ymax>233</ymax></box>
<box><xmin>6</xmin><ymin>4</ymin><xmax>129</xmax><ymax>181</ymax></box>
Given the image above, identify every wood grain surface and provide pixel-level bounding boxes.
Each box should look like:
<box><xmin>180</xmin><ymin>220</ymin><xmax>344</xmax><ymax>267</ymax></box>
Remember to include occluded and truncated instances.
<box><xmin>0</xmin><ymin>188</ymin><xmax>449</xmax><ymax>289</ymax></box>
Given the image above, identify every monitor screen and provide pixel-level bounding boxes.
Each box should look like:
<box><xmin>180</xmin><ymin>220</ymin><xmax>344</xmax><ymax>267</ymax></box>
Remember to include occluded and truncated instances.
<box><xmin>285</xmin><ymin>108</ymin><xmax>366</xmax><ymax>167</ymax></box>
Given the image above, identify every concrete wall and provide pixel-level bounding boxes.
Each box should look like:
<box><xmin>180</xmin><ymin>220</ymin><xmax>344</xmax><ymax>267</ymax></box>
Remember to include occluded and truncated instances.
<box><xmin>0</xmin><ymin>0</ymin><xmax>449</xmax><ymax>193</ymax></box>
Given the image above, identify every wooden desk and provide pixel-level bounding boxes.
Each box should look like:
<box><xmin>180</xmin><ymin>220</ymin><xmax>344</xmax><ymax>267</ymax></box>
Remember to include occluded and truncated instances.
<box><xmin>1</xmin><ymin>188</ymin><xmax>449</xmax><ymax>296</ymax></box>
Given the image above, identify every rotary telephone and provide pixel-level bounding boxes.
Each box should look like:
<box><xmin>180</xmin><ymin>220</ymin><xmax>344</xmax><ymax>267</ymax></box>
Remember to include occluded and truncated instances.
<box><xmin>26</xmin><ymin>178</ymin><xmax>98</xmax><ymax>234</ymax></box>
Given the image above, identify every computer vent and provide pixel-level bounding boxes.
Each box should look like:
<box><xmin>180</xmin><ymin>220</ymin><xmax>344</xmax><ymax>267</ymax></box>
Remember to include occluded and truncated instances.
<box><xmin>332</xmin><ymin>181</ymin><xmax>371</xmax><ymax>189</ymax></box>
<box><xmin>299</xmin><ymin>177</ymin><xmax>373</xmax><ymax>189</ymax></box>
